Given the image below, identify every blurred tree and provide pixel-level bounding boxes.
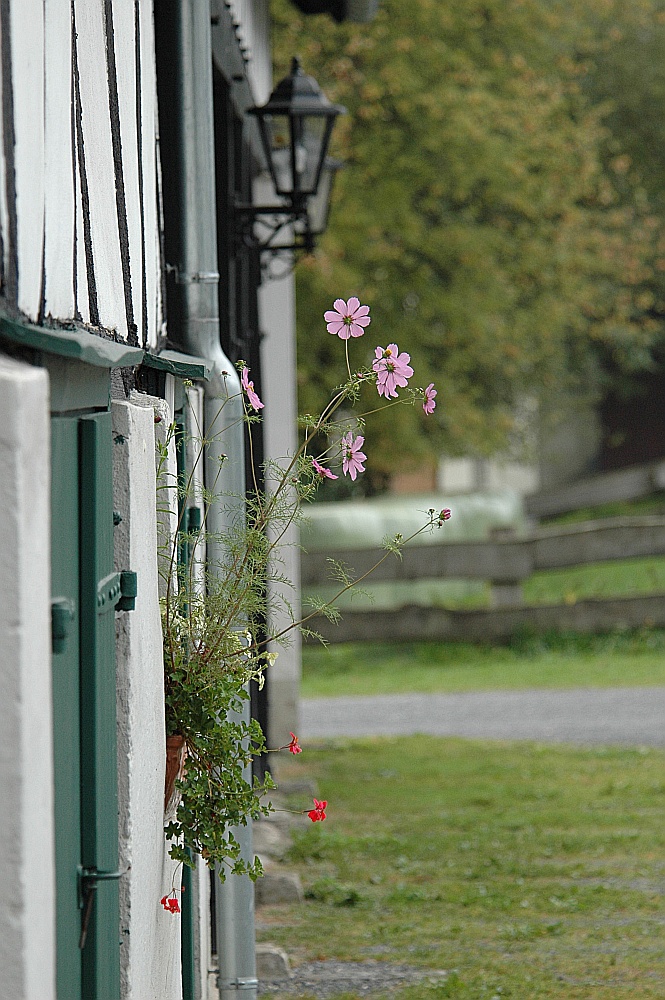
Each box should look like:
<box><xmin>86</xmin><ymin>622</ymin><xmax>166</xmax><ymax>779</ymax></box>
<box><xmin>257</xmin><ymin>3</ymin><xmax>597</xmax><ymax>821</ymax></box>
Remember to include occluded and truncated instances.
<box><xmin>579</xmin><ymin>3</ymin><xmax>665</xmax><ymax>394</ymax></box>
<box><xmin>272</xmin><ymin>0</ymin><xmax>664</xmax><ymax>491</ymax></box>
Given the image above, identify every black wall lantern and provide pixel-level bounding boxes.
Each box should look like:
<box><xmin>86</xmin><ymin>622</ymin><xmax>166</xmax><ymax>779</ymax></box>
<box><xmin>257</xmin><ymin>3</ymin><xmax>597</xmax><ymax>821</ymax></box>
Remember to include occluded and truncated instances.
<box><xmin>236</xmin><ymin>58</ymin><xmax>346</xmax><ymax>258</ymax></box>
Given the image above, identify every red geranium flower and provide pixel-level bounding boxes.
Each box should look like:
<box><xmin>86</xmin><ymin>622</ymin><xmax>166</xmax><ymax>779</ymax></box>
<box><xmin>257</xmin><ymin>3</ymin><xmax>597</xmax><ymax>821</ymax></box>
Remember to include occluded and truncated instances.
<box><xmin>161</xmin><ymin>893</ymin><xmax>181</xmax><ymax>914</ymax></box>
<box><xmin>288</xmin><ymin>732</ymin><xmax>302</xmax><ymax>755</ymax></box>
<box><xmin>307</xmin><ymin>798</ymin><xmax>327</xmax><ymax>822</ymax></box>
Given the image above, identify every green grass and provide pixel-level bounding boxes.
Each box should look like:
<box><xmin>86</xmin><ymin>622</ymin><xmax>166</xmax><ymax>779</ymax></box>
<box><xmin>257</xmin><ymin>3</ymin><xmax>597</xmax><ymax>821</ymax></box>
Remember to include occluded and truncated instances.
<box><xmin>301</xmin><ymin>629</ymin><xmax>665</xmax><ymax>698</ymax></box>
<box><xmin>259</xmin><ymin>737</ymin><xmax>665</xmax><ymax>999</ymax></box>
<box><xmin>524</xmin><ymin>556</ymin><xmax>665</xmax><ymax>606</ymax></box>
<box><xmin>541</xmin><ymin>492</ymin><xmax>665</xmax><ymax>525</ymax></box>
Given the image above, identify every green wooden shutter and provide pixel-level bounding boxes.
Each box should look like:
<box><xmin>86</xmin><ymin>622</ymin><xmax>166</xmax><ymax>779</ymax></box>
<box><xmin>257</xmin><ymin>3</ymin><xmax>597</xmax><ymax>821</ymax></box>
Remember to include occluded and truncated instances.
<box><xmin>51</xmin><ymin>418</ymin><xmax>83</xmax><ymax>1000</ymax></box>
<box><xmin>51</xmin><ymin>410</ymin><xmax>121</xmax><ymax>1000</ymax></box>
<box><xmin>79</xmin><ymin>412</ymin><xmax>121</xmax><ymax>1000</ymax></box>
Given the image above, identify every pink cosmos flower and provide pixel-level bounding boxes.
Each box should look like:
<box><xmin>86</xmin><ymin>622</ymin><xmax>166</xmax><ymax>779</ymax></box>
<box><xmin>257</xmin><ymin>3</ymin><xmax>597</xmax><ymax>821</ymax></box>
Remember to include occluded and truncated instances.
<box><xmin>437</xmin><ymin>508</ymin><xmax>452</xmax><ymax>526</ymax></box>
<box><xmin>312</xmin><ymin>457</ymin><xmax>338</xmax><ymax>480</ymax></box>
<box><xmin>372</xmin><ymin>344</ymin><xmax>414</xmax><ymax>399</ymax></box>
<box><xmin>423</xmin><ymin>383</ymin><xmax>437</xmax><ymax>415</ymax></box>
<box><xmin>324</xmin><ymin>297</ymin><xmax>371</xmax><ymax>340</ymax></box>
<box><xmin>341</xmin><ymin>432</ymin><xmax>367</xmax><ymax>481</ymax></box>
<box><xmin>307</xmin><ymin>798</ymin><xmax>327</xmax><ymax>822</ymax></box>
<box><xmin>240</xmin><ymin>366</ymin><xmax>264</xmax><ymax>411</ymax></box>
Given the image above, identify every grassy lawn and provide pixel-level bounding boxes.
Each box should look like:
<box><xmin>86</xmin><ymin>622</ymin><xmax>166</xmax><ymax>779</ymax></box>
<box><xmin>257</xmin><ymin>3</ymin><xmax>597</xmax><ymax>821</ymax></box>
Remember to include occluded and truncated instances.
<box><xmin>541</xmin><ymin>493</ymin><xmax>665</xmax><ymax>525</ymax></box>
<box><xmin>524</xmin><ymin>556</ymin><xmax>665</xmax><ymax>607</ymax></box>
<box><xmin>301</xmin><ymin>630</ymin><xmax>665</xmax><ymax>698</ymax></box>
<box><xmin>259</xmin><ymin>738</ymin><xmax>665</xmax><ymax>999</ymax></box>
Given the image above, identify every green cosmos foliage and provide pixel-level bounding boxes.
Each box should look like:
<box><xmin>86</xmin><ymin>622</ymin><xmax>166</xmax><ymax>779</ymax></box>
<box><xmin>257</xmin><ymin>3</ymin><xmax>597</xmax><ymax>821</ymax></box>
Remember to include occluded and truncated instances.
<box><xmin>156</xmin><ymin>374</ymin><xmax>440</xmax><ymax>875</ymax></box>
<box><xmin>157</xmin><ymin>429</ymin><xmax>277</xmax><ymax>878</ymax></box>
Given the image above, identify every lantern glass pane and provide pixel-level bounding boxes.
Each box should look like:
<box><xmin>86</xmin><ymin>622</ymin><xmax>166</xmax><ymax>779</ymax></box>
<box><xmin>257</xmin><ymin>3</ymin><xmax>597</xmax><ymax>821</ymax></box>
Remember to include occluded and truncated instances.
<box><xmin>266</xmin><ymin>113</ymin><xmax>293</xmax><ymax>195</ymax></box>
<box><xmin>298</xmin><ymin>115</ymin><xmax>327</xmax><ymax>195</ymax></box>
<box><xmin>308</xmin><ymin>162</ymin><xmax>335</xmax><ymax>235</ymax></box>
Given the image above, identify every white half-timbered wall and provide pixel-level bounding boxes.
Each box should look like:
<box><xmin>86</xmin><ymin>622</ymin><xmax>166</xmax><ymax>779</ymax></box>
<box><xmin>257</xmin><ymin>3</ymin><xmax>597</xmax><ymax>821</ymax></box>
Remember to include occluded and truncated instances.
<box><xmin>0</xmin><ymin>0</ymin><xmax>162</xmax><ymax>347</ymax></box>
<box><xmin>224</xmin><ymin>0</ymin><xmax>272</xmax><ymax>103</ymax></box>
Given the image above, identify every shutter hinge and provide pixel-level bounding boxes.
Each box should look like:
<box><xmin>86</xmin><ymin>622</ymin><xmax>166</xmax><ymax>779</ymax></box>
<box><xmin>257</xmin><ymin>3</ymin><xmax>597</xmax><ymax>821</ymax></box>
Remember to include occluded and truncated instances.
<box><xmin>117</xmin><ymin>570</ymin><xmax>138</xmax><ymax>611</ymax></box>
<box><xmin>51</xmin><ymin>598</ymin><xmax>76</xmax><ymax>654</ymax></box>
<box><xmin>96</xmin><ymin>571</ymin><xmax>138</xmax><ymax>614</ymax></box>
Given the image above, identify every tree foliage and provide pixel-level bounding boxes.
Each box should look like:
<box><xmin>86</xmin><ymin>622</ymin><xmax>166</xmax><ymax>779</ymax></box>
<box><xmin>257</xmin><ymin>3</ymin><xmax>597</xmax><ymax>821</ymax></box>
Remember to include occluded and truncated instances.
<box><xmin>272</xmin><ymin>0</ymin><xmax>665</xmax><ymax>489</ymax></box>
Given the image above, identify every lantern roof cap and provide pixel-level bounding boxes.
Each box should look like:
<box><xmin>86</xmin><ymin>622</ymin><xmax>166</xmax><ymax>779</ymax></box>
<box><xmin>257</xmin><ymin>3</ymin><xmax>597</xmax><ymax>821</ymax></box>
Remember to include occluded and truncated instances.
<box><xmin>249</xmin><ymin>57</ymin><xmax>346</xmax><ymax>118</ymax></box>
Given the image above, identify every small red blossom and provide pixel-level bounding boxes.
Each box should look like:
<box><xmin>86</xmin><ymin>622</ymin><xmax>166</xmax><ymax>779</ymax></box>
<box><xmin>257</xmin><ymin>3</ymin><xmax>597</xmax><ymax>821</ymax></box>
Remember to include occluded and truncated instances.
<box><xmin>307</xmin><ymin>798</ymin><xmax>327</xmax><ymax>822</ymax></box>
<box><xmin>287</xmin><ymin>732</ymin><xmax>303</xmax><ymax>754</ymax></box>
<box><xmin>161</xmin><ymin>893</ymin><xmax>181</xmax><ymax>914</ymax></box>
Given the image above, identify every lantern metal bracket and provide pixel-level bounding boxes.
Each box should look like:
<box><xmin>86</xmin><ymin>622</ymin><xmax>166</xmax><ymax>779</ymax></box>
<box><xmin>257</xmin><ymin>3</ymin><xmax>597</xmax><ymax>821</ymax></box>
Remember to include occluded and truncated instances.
<box><xmin>233</xmin><ymin>202</ymin><xmax>315</xmax><ymax>256</ymax></box>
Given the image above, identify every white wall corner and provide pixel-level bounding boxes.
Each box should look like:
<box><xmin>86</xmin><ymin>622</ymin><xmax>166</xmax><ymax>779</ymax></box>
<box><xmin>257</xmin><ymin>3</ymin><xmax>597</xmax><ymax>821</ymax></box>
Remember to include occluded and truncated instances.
<box><xmin>258</xmin><ymin>273</ymin><xmax>302</xmax><ymax>746</ymax></box>
<box><xmin>129</xmin><ymin>391</ymin><xmax>178</xmax><ymax>599</ymax></box>
<box><xmin>0</xmin><ymin>353</ymin><xmax>55</xmax><ymax>1000</ymax></box>
<box><xmin>112</xmin><ymin>398</ymin><xmax>182</xmax><ymax>1000</ymax></box>
<box><xmin>196</xmin><ymin>857</ymin><xmax>212</xmax><ymax>999</ymax></box>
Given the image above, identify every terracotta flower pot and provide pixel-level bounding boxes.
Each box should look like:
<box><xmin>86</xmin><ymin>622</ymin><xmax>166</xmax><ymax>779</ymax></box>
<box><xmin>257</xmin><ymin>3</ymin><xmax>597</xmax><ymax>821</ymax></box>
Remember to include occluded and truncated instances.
<box><xmin>164</xmin><ymin>734</ymin><xmax>187</xmax><ymax>814</ymax></box>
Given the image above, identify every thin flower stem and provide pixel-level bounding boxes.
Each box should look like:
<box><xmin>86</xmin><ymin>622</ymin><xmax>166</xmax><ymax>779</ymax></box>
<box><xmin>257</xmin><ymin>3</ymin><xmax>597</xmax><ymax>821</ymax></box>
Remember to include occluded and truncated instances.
<box><xmin>353</xmin><ymin>398</ymin><xmax>403</xmax><ymax>420</ymax></box>
<box><xmin>235</xmin><ymin>517</ymin><xmax>440</xmax><ymax>656</ymax></box>
<box><xmin>244</xmin><ymin>399</ymin><xmax>264</xmax><ymax>519</ymax></box>
<box><xmin>202</xmin><ymin>384</ymin><xmax>358</xmax><ymax>659</ymax></box>
<box><xmin>170</xmin><ymin>860</ymin><xmax>184</xmax><ymax>893</ymax></box>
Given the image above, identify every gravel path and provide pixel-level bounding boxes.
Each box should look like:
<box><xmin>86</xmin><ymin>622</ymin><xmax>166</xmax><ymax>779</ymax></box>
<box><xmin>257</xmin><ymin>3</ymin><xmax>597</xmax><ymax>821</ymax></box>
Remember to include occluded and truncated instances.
<box><xmin>300</xmin><ymin>686</ymin><xmax>665</xmax><ymax>746</ymax></box>
<box><xmin>259</xmin><ymin>961</ymin><xmax>448</xmax><ymax>998</ymax></box>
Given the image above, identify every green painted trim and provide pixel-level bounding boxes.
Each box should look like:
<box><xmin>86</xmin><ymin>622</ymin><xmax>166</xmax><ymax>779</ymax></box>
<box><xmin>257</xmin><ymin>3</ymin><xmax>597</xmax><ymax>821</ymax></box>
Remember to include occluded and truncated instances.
<box><xmin>0</xmin><ymin>314</ymin><xmax>144</xmax><ymax>368</ymax></box>
<box><xmin>142</xmin><ymin>349</ymin><xmax>211</xmax><ymax>380</ymax></box>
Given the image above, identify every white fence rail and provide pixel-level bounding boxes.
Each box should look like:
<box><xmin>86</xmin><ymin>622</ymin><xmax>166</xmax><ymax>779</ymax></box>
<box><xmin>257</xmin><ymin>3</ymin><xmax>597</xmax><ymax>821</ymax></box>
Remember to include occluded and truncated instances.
<box><xmin>300</xmin><ymin>516</ymin><xmax>665</xmax><ymax>644</ymax></box>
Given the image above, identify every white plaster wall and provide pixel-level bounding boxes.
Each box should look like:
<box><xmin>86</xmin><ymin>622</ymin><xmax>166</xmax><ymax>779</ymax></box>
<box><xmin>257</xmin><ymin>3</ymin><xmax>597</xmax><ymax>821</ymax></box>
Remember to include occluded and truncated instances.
<box><xmin>112</xmin><ymin>399</ymin><xmax>182</xmax><ymax>1000</ymax></box>
<box><xmin>11</xmin><ymin>0</ymin><xmax>45</xmax><ymax>319</ymax></box>
<box><xmin>44</xmin><ymin>0</ymin><xmax>75</xmax><ymax>321</ymax></box>
<box><xmin>0</xmin><ymin>354</ymin><xmax>55</xmax><ymax>1000</ymax></box>
<box><xmin>258</xmin><ymin>271</ymin><xmax>302</xmax><ymax>746</ymax></box>
<box><xmin>227</xmin><ymin>0</ymin><xmax>272</xmax><ymax>103</ymax></box>
<box><xmin>139</xmin><ymin>0</ymin><xmax>163</xmax><ymax>348</ymax></box>
<box><xmin>74</xmin><ymin>139</ymin><xmax>91</xmax><ymax>324</ymax></box>
<box><xmin>196</xmin><ymin>858</ymin><xmax>211</xmax><ymax>1000</ymax></box>
<box><xmin>113</xmin><ymin>0</ymin><xmax>142</xmax><ymax>342</ymax></box>
<box><xmin>145</xmin><ymin>386</ymin><xmax>180</xmax><ymax>600</ymax></box>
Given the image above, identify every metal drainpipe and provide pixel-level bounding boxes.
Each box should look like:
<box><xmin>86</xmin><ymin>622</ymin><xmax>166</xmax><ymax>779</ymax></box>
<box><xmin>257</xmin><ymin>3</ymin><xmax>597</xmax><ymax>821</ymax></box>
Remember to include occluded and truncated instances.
<box><xmin>162</xmin><ymin>2</ymin><xmax>257</xmax><ymax>998</ymax></box>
